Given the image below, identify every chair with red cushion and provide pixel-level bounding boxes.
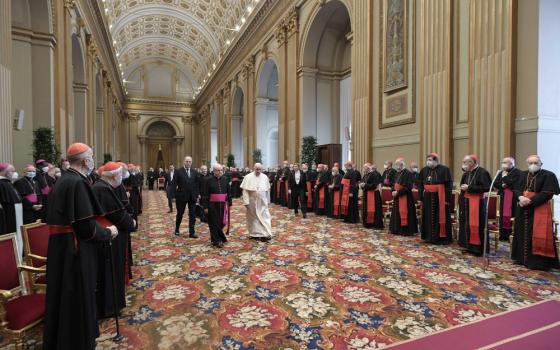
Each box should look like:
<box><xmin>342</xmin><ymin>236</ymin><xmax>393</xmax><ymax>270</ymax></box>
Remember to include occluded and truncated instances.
<box><xmin>485</xmin><ymin>193</ymin><xmax>500</xmax><ymax>252</ymax></box>
<box><xmin>21</xmin><ymin>221</ymin><xmax>49</xmax><ymax>292</ymax></box>
<box><xmin>0</xmin><ymin>233</ymin><xmax>45</xmax><ymax>349</ymax></box>
<box><xmin>381</xmin><ymin>187</ymin><xmax>394</xmax><ymax>229</ymax></box>
<box><xmin>157</xmin><ymin>177</ymin><xmax>165</xmax><ymax>190</ymax></box>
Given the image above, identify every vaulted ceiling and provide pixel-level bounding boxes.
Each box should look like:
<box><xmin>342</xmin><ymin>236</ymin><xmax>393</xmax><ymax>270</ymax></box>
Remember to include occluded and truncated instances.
<box><xmin>103</xmin><ymin>0</ymin><xmax>259</xmax><ymax>101</ymax></box>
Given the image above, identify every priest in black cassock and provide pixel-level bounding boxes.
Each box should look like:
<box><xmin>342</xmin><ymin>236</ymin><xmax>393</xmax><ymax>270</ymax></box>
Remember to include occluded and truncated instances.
<box><xmin>202</xmin><ymin>163</ymin><xmax>232</xmax><ymax>248</ymax></box>
<box><xmin>328</xmin><ymin>166</ymin><xmax>343</xmax><ymax>218</ymax></box>
<box><xmin>341</xmin><ymin>161</ymin><xmax>361</xmax><ymax>223</ymax></box>
<box><xmin>268</xmin><ymin>167</ymin><xmax>277</xmax><ymax>203</ymax></box>
<box><xmin>0</xmin><ymin>163</ymin><xmax>21</xmax><ymax>235</ymax></box>
<box><xmin>389</xmin><ymin>158</ymin><xmax>418</xmax><ymax>235</ymax></box>
<box><xmin>92</xmin><ymin>162</ymin><xmax>136</xmax><ymax>319</ymax></box>
<box><xmin>123</xmin><ymin>163</ymin><xmax>141</xmax><ymax>220</ymax></box>
<box><xmin>14</xmin><ymin>164</ymin><xmax>43</xmax><ymax>224</ymax></box>
<box><xmin>43</xmin><ymin>143</ymin><xmax>119</xmax><ymax>350</ymax></box>
<box><xmin>409</xmin><ymin>161</ymin><xmax>421</xmax><ymax>189</ymax></box>
<box><xmin>147</xmin><ymin>167</ymin><xmax>156</xmax><ymax>190</ymax></box>
<box><xmin>458</xmin><ymin>154</ymin><xmax>492</xmax><ymax>256</ymax></box>
<box><xmin>361</xmin><ymin>163</ymin><xmax>383</xmax><ymax>229</ymax></box>
<box><xmin>493</xmin><ymin>157</ymin><xmax>521</xmax><ymax>241</ymax></box>
<box><xmin>279</xmin><ymin>161</ymin><xmax>291</xmax><ymax>207</ymax></box>
<box><xmin>198</xmin><ymin>165</ymin><xmax>211</xmax><ymax>223</ymax></box>
<box><xmin>511</xmin><ymin>155</ymin><xmax>559</xmax><ymax>270</ymax></box>
<box><xmin>419</xmin><ymin>153</ymin><xmax>453</xmax><ymax>244</ymax></box>
<box><xmin>382</xmin><ymin>160</ymin><xmax>397</xmax><ymax>188</ymax></box>
<box><xmin>314</xmin><ymin>164</ymin><xmax>331</xmax><ymax>216</ymax></box>
<box><xmin>230</xmin><ymin>167</ymin><xmax>243</xmax><ymax>198</ymax></box>
<box><xmin>115</xmin><ymin>162</ymin><xmax>136</xmax><ymax>281</ymax></box>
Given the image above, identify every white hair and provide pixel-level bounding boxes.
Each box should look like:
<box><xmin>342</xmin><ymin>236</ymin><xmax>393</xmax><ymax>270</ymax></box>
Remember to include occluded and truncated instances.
<box><xmin>213</xmin><ymin>163</ymin><xmax>223</xmax><ymax>171</ymax></box>
<box><xmin>101</xmin><ymin>168</ymin><xmax>121</xmax><ymax>178</ymax></box>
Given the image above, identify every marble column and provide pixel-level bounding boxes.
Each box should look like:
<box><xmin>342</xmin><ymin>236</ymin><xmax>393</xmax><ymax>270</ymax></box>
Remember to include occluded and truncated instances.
<box><xmin>0</xmin><ymin>0</ymin><xmax>12</xmax><ymax>162</ymax></box>
<box><xmin>275</xmin><ymin>24</ymin><xmax>287</xmax><ymax>162</ymax></box>
<box><xmin>285</xmin><ymin>8</ymin><xmax>299</xmax><ymax>162</ymax></box>
<box><xmin>182</xmin><ymin>116</ymin><xmax>193</xmax><ymax>160</ymax></box>
<box><xmin>128</xmin><ymin>113</ymin><xmax>140</xmax><ymax>164</ymax></box>
<box><xmin>351</xmin><ymin>0</ymin><xmax>373</xmax><ymax>166</ymax></box>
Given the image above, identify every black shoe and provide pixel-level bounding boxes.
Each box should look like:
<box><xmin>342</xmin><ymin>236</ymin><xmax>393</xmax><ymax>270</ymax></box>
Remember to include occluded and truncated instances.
<box><xmin>303</xmin><ymin>213</ymin><xmax>307</xmax><ymax>218</ymax></box>
<box><xmin>189</xmin><ymin>233</ymin><xmax>199</xmax><ymax>239</ymax></box>
<box><xmin>174</xmin><ymin>231</ymin><xmax>180</xmax><ymax>236</ymax></box>
<box><xmin>168</xmin><ymin>209</ymin><xmax>173</xmax><ymax>213</ymax></box>
<box><xmin>259</xmin><ymin>237</ymin><xmax>271</xmax><ymax>242</ymax></box>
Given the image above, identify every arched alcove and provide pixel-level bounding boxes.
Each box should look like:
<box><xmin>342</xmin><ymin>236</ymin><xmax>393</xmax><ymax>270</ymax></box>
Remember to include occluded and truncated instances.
<box><xmin>231</xmin><ymin>86</ymin><xmax>245</xmax><ymax>167</ymax></box>
<box><xmin>255</xmin><ymin>59</ymin><xmax>279</xmax><ymax>167</ymax></box>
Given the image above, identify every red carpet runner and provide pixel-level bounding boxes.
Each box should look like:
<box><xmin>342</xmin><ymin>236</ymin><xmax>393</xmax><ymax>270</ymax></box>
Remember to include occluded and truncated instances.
<box><xmin>385</xmin><ymin>299</ymin><xmax>560</xmax><ymax>350</ymax></box>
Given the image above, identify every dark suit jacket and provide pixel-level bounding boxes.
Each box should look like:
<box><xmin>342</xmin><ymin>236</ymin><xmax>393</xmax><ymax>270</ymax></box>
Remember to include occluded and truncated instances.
<box><xmin>163</xmin><ymin>171</ymin><xmax>176</xmax><ymax>198</ymax></box>
<box><xmin>289</xmin><ymin>171</ymin><xmax>307</xmax><ymax>191</ymax></box>
<box><xmin>173</xmin><ymin>167</ymin><xmax>199</xmax><ymax>202</ymax></box>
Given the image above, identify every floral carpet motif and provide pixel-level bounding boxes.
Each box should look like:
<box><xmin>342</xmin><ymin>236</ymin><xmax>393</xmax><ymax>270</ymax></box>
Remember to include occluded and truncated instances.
<box><xmin>2</xmin><ymin>190</ymin><xmax>560</xmax><ymax>349</ymax></box>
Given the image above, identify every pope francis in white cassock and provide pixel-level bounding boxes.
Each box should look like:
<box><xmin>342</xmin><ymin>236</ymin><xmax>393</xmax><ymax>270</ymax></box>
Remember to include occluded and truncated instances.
<box><xmin>240</xmin><ymin>163</ymin><xmax>273</xmax><ymax>241</ymax></box>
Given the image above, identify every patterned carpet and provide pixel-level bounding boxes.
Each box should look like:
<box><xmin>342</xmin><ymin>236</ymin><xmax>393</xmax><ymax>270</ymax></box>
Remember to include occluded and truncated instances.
<box><xmin>3</xmin><ymin>190</ymin><xmax>560</xmax><ymax>349</ymax></box>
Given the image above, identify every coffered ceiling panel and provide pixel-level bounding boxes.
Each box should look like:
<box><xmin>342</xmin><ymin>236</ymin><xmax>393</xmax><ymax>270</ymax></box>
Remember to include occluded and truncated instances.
<box><xmin>104</xmin><ymin>0</ymin><xmax>257</xmax><ymax>100</ymax></box>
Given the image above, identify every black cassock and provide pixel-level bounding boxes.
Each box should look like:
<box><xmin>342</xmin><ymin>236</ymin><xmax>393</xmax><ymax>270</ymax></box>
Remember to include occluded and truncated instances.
<box><xmin>306</xmin><ymin>170</ymin><xmax>318</xmax><ymax>212</ymax></box>
<box><xmin>14</xmin><ymin>176</ymin><xmax>42</xmax><ymax>224</ymax></box>
<box><xmin>328</xmin><ymin>174</ymin><xmax>343</xmax><ymax>218</ymax></box>
<box><xmin>36</xmin><ymin>170</ymin><xmax>54</xmax><ymax>220</ymax></box>
<box><xmin>382</xmin><ymin>168</ymin><xmax>397</xmax><ymax>188</ymax></box>
<box><xmin>230</xmin><ymin>171</ymin><xmax>243</xmax><ymax>198</ymax></box>
<box><xmin>147</xmin><ymin>170</ymin><xmax>156</xmax><ymax>190</ymax></box>
<box><xmin>389</xmin><ymin>169</ymin><xmax>418</xmax><ymax>235</ymax></box>
<box><xmin>362</xmin><ymin>171</ymin><xmax>384</xmax><ymax>229</ymax></box>
<box><xmin>493</xmin><ymin>167</ymin><xmax>522</xmax><ymax>240</ymax></box>
<box><xmin>418</xmin><ymin>165</ymin><xmax>453</xmax><ymax>244</ymax></box>
<box><xmin>342</xmin><ymin>169</ymin><xmax>361</xmax><ymax>223</ymax></box>
<box><xmin>314</xmin><ymin>171</ymin><xmax>331</xmax><ymax>216</ymax></box>
<box><xmin>43</xmin><ymin>168</ymin><xmax>112</xmax><ymax>350</ymax></box>
<box><xmin>123</xmin><ymin>175</ymin><xmax>141</xmax><ymax>220</ymax></box>
<box><xmin>0</xmin><ymin>178</ymin><xmax>21</xmax><ymax>235</ymax></box>
<box><xmin>458</xmin><ymin>166</ymin><xmax>492</xmax><ymax>255</ymax></box>
<box><xmin>268</xmin><ymin>171</ymin><xmax>277</xmax><ymax>203</ymax></box>
<box><xmin>202</xmin><ymin>175</ymin><xmax>231</xmax><ymax>245</ymax></box>
<box><xmin>92</xmin><ymin>179</ymin><xmax>136</xmax><ymax>319</ymax></box>
<box><xmin>511</xmin><ymin>169</ymin><xmax>560</xmax><ymax>270</ymax></box>
<box><xmin>279</xmin><ymin>167</ymin><xmax>291</xmax><ymax>207</ymax></box>
<box><xmin>115</xmin><ymin>184</ymin><xmax>135</xmax><ymax>279</ymax></box>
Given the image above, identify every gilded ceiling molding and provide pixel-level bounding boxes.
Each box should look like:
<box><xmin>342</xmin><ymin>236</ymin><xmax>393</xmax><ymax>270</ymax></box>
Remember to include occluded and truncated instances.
<box><xmin>285</xmin><ymin>7</ymin><xmax>299</xmax><ymax>37</ymax></box>
<box><xmin>64</xmin><ymin>0</ymin><xmax>77</xmax><ymax>10</ymax></box>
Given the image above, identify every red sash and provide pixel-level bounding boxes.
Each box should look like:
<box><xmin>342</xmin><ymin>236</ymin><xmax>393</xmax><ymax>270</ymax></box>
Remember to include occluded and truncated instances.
<box><xmin>464</xmin><ymin>192</ymin><xmax>483</xmax><ymax>245</ymax></box>
<box><xmin>340</xmin><ymin>178</ymin><xmax>351</xmax><ymax>215</ymax></box>
<box><xmin>48</xmin><ymin>216</ymin><xmax>112</xmax><ymax>252</ymax></box>
<box><xmin>394</xmin><ymin>183</ymin><xmax>408</xmax><ymax>226</ymax></box>
<box><xmin>333</xmin><ymin>189</ymin><xmax>341</xmax><ymax>216</ymax></box>
<box><xmin>284</xmin><ymin>180</ymin><xmax>289</xmax><ymax>203</ymax></box>
<box><xmin>306</xmin><ymin>181</ymin><xmax>313</xmax><ymax>207</ymax></box>
<box><xmin>425</xmin><ymin>184</ymin><xmax>447</xmax><ymax>237</ymax></box>
<box><xmin>232</xmin><ymin>177</ymin><xmax>240</xmax><ymax>182</ymax></box>
<box><xmin>276</xmin><ymin>180</ymin><xmax>281</xmax><ymax>198</ymax></box>
<box><xmin>524</xmin><ymin>191</ymin><xmax>555</xmax><ymax>258</ymax></box>
<box><xmin>318</xmin><ymin>186</ymin><xmax>325</xmax><ymax>209</ymax></box>
<box><xmin>366</xmin><ymin>190</ymin><xmax>376</xmax><ymax>224</ymax></box>
<box><xmin>502</xmin><ymin>188</ymin><xmax>513</xmax><ymax>229</ymax></box>
<box><xmin>209</xmin><ymin>193</ymin><xmax>229</xmax><ymax>233</ymax></box>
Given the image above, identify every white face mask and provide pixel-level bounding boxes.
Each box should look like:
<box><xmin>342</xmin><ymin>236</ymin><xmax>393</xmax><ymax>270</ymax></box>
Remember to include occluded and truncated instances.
<box><xmin>501</xmin><ymin>163</ymin><xmax>511</xmax><ymax>171</ymax></box>
<box><xmin>384</xmin><ymin>165</ymin><xmax>388</xmax><ymax>169</ymax></box>
<box><xmin>55</xmin><ymin>172</ymin><xmax>61</xmax><ymax>178</ymax></box>
<box><xmin>41</xmin><ymin>166</ymin><xmax>49</xmax><ymax>173</ymax></box>
<box><xmin>412</xmin><ymin>167</ymin><xmax>419</xmax><ymax>173</ymax></box>
<box><xmin>84</xmin><ymin>158</ymin><xmax>95</xmax><ymax>175</ymax></box>
<box><xmin>332</xmin><ymin>172</ymin><xmax>337</xmax><ymax>176</ymax></box>
<box><xmin>426</xmin><ymin>160</ymin><xmax>436</xmax><ymax>168</ymax></box>
<box><xmin>528</xmin><ymin>164</ymin><xmax>541</xmax><ymax>173</ymax></box>
<box><xmin>11</xmin><ymin>172</ymin><xmax>19</xmax><ymax>180</ymax></box>
<box><xmin>461</xmin><ymin>164</ymin><xmax>468</xmax><ymax>172</ymax></box>
<box><xmin>122</xmin><ymin>170</ymin><xmax>130</xmax><ymax>179</ymax></box>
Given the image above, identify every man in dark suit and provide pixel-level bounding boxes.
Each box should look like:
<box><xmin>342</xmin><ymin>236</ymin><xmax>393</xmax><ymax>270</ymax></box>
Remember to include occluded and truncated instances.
<box><xmin>289</xmin><ymin>163</ymin><xmax>308</xmax><ymax>218</ymax></box>
<box><xmin>172</xmin><ymin>156</ymin><xmax>199</xmax><ymax>237</ymax></box>
<box><xmin>164</xmin><ymin>164</ymin><xmax>176</xmax><ymax>213</ymax></box>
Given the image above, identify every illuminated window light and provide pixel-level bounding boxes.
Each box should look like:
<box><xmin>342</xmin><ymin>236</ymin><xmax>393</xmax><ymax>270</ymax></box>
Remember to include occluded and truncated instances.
<box><xmin>241</xmin><ymin>17</ymin><xmax>246</xmax><ymax>24</ymax></box>
<box><xmin>226</xmin><ymin>39</ymin><xmax>231</xmax><ymax>45</ymax></box>
<box><xmin>235</xmin><ymin>24</ymin><xmax>240</xmax><ymax>31</ymax></box>
<box><xmin>247</xmin><ymin>6</ymin><xmax>253</xmax><ymax>13</ymax></box>
<box><xmin>109</xmin><ymin>24</ymin><xmax>113</xmax><ymax>30</ymax></box>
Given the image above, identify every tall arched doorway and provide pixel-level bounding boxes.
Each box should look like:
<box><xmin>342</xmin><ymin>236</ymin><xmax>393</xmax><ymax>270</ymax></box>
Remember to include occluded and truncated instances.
<box><xmin>255</xmin><ymin>59</ymin><xmax>279</xmax><ymax>167</ymax></box>
<box><xmin>146</xmin><ymin>121</ymin><xmax>177</xmax><ymax>170</ymax></box>
<box><xmin>231</xmin><ymin>86</ymin><xmax>245</xmax><ymax>167</ymax></box>
<box><xmin>72</xmin><ymin>33</ymin><xmax>87</xmax><ymax>143</ymax></box>
<box><xmin>300</xmin><ymin>1</ymin><xmax>352</xmax><ymax>163</ymax></box>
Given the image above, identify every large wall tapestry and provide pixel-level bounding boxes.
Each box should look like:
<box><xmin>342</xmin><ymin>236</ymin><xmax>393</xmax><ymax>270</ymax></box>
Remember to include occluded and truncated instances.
<box><xmin>383</xmin><ymin>0</ymin><xmax>408</xmax><ymax>92</ymax></box>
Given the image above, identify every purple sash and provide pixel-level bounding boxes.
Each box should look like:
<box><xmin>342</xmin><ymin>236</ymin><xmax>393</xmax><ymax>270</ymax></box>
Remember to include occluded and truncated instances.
<box><xmin>41</xmin><ymin>186</ymin><xmax>51</xmax><ymax>195</ymax></box>
<box><xmin>26</xmin><ymin>193</ymin><xmax>38</xmax><ymax>203</ymax></box>
<box><xmin>209</xmin><ymin>193</ymin><xmax>229</xmax><ymax>227</ymax></box>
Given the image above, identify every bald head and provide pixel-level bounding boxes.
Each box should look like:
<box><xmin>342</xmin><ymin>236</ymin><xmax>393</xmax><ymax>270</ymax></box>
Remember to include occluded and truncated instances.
<box><xmin>213</xmin><ymin>163</ymin><xmax>223</xmax><ymax>177</ymax></box>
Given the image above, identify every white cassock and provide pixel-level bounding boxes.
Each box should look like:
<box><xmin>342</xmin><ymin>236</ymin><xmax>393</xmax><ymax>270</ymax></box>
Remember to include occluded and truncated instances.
<box><xmin>240</xmin><ymin>172</ymin><xmax>273</xmax><ymax>238</ymax></box>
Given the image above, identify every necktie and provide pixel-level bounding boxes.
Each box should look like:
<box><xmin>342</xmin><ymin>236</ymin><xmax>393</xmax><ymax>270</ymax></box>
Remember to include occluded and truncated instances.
<box><xmin>187</xmin><ymin>168</ymin><xmax>190</xmax><ymax>178</ymax></box>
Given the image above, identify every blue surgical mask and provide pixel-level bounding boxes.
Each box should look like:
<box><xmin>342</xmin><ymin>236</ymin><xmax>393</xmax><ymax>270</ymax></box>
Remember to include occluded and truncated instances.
<box><xmin>26</xmin><ymin>171</ymin><xmax>36</xmax><ymax>178</ymax></box>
